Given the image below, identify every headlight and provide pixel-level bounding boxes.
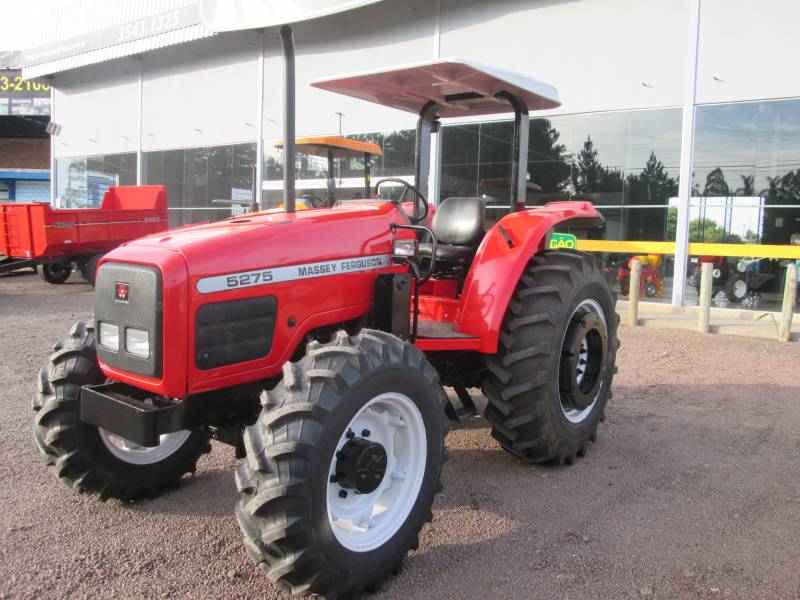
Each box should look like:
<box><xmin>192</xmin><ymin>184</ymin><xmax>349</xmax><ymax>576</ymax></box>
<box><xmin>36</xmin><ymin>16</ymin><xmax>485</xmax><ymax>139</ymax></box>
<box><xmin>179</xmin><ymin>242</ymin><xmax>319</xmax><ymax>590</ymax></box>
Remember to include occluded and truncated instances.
<box><xmin>392</xmin><ymin>238</ymin><xmax>418</xmax><ymax>260</ymax></box>
<box><xmin>125</xmin><ymin>328</ymin><xmax>150</xmax><ymax>359</ymax></box>
<box><xmin>98</xmin><ymin>322</ymin><xmax>119</xmax><ymax>351</ymax></box>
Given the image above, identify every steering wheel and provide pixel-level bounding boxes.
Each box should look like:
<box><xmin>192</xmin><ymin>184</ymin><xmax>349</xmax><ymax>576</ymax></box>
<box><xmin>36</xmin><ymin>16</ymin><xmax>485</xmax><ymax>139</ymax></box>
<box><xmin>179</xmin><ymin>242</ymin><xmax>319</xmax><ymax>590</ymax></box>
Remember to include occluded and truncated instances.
<box><xmin>374</xmin><ymin>178</ymin><xmax>429</xmax><ymax>224</ymax></box>
<box><xmin>301</xmin><ymin>194</ymin><xmax>328</xmax><ymax>209</ymax></box>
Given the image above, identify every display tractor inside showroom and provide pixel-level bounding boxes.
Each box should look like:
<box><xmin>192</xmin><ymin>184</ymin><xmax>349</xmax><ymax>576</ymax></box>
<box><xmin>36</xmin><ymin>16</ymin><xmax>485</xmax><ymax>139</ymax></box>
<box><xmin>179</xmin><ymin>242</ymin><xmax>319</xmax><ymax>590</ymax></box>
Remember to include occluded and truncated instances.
<box><xmin>33</xmin><ymin>26</ymin><xmax>618</xmax><ymax>599</ymax></box>
<box><xmin>273</xmin><ymin>136</ymin><xmax>383</xmax><ymax>207</ymax></box>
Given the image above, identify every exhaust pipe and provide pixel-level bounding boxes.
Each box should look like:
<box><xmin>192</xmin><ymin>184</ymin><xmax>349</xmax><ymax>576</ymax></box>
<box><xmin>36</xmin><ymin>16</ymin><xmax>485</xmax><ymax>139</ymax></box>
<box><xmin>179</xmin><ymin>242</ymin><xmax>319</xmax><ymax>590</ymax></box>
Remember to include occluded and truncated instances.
<box><xmin>280</xmin><ymin>25</ymin><xmax>296</xmax><ymax>214</ymax></box>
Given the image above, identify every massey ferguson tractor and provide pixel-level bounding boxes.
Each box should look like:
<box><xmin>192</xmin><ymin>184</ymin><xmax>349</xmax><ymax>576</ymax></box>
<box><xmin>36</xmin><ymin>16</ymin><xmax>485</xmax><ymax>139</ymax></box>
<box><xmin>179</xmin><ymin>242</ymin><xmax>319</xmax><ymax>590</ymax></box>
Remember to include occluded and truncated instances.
<box><xmin>33</xmin><ymin>26</ymin><xmax>618</xmax><ymax>599</ymax></box>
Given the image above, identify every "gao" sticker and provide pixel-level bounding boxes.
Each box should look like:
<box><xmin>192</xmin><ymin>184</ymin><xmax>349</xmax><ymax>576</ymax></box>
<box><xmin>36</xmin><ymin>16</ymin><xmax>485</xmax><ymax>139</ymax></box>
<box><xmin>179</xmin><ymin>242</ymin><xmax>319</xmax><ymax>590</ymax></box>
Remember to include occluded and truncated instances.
<box><xmin>547</xmin><ymin>232</ymin><xmax>578</xmax><ymax>250</ymax></box>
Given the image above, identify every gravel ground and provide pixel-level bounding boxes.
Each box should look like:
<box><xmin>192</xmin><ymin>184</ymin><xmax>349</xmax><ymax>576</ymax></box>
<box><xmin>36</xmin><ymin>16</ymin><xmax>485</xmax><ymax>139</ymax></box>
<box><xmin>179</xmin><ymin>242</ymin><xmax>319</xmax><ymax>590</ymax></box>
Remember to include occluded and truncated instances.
<box><xmin>1</xmin><ymin>270</ymin><xmax>799</xmax><ymax>600</ymax></box>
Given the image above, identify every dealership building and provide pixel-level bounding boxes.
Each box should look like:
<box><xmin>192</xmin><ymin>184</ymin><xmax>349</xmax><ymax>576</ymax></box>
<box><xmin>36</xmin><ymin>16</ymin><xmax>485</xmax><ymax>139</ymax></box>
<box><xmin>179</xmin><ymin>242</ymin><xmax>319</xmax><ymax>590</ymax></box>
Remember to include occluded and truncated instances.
<box><xmin>19</xmin><ymin>0</ymin><xmax>800</xmax><ymax>311</ymax></box>
<box><xmin>0</xmin><ymin>52</ymin><xmax>51</xmax><ymax>203</ymax></box>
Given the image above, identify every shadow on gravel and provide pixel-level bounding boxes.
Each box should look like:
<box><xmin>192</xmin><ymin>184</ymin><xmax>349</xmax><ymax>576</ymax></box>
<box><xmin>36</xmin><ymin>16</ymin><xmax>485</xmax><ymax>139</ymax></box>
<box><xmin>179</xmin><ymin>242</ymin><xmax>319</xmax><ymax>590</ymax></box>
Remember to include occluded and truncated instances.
<box><xmin>449</xmin><ymin>415</ymin><xmax>490</xmax><ymax>431</ymax></box>
<box><xmin>127</xmin><ymin>467</ymin><xmax>237</xmax><ymax>518</ymax></box>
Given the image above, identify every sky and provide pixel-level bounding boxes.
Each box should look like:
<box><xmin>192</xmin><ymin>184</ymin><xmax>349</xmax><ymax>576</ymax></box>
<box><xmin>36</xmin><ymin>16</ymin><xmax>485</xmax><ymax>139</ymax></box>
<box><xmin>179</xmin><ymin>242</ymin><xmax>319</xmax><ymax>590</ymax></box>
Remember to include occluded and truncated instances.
<box><xmin>1</xmin><ymin>0</ymin><xmax>75</xmax><ymax>50</ymax></box>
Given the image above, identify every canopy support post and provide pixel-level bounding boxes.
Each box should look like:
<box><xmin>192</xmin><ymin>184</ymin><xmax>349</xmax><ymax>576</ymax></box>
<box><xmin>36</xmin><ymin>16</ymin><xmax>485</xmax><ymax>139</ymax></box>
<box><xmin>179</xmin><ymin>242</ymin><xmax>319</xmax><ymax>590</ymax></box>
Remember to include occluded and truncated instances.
<box><xmin>414</xmin><ymin>100</ymin><xmax>441</xmax><ymax>220</ymax></box>
<box><xmin>326</xmin><ymin>148</ymin><xmax>336</xmax><ymax>204</ymax></box>
<box><xmin>364</xmin><ymin>152</ymin><xmax>371</xmax><ymax>199</ymax></box>
<box><xmin>495</xmin><ymin>90</ymin><xmax>529</xmax><ymax>212</ymax></box>
<box><xmin>280</xmin><ymin>25</ymin><xmax>296</xmax><ymax>214</ymax></box>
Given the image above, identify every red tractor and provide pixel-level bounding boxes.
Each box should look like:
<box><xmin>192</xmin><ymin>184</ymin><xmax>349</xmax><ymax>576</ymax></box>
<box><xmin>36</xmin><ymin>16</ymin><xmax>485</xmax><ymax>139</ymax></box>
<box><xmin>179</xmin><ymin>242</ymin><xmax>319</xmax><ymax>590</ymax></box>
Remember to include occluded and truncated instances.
<box><xmin>617</xmin><ymin>254</ymin><xmax>664</xmax><ymax>298</ymax></box>
<box><xmin>33</xmin><ymin>27</ymin><xmax>618</xmax><ymax>599</ymax></box>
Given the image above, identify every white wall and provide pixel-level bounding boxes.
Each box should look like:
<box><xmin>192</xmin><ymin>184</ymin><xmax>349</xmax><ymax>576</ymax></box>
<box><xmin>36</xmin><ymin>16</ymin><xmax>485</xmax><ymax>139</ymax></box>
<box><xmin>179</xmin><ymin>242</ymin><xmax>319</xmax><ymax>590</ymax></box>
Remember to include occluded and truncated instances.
<box><xmin>696</xmin><ymin>0</ymin><xmax>800</xmax><ymax>105</ymax></box>
<box><xmin>276</xmin><ymin>0</ymin><xmax>693</xmax><ymax>139</ymax></box>
<box><xmin>262</xmin><ymin>0</ymin><xmax>436</xmax><ymax>141</ymax></box>
<box><xmin>141</xmin><ymin>31</ymin><xmax>261</xmax><ymax>151</ymax></box>
<box><xmin>439</xmin><ymin>0</ymin><xmax>691</xmax><ymax>119</ymax></box>
<box><xmin>53</xmin><ymin>58</ymin><xmax>139</xmax><ymax>159</ymax></box>
<box><xmin>51</xmin><ymin>0</ymin><xmax>800</xmax><ymax>158</ymax></box>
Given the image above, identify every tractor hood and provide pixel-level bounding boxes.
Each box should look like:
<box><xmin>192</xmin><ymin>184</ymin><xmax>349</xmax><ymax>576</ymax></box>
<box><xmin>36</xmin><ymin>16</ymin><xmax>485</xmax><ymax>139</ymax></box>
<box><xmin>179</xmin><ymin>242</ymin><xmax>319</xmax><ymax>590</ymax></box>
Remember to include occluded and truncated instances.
<box><xmin>107</xmin><ymin>201</ymin><xmax>404</xmax><ymax>282</ymax></box>
<box><xmin>96</xmin><ymin>199</ymin><xmax>408</xmax><ymax>398</ymax></box>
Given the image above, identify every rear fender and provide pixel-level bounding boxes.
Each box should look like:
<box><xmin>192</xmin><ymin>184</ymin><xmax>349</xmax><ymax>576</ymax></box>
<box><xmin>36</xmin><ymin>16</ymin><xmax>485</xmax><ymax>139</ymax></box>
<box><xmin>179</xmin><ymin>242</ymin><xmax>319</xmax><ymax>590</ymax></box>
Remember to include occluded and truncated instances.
<box><xmin>455</xmin><ymin>201</ymin><xmax>603</xmax><ymax>353</ymax></box>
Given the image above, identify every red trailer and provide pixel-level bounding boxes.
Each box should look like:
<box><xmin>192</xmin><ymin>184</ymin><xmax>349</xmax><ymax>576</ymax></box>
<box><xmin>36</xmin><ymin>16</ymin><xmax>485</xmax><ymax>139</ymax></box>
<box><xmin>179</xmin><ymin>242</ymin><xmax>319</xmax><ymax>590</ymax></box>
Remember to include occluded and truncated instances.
<box><xmin>0</xmin><ymin>185</ymin><xmax>168</xmax><ymax>285</ymax></box>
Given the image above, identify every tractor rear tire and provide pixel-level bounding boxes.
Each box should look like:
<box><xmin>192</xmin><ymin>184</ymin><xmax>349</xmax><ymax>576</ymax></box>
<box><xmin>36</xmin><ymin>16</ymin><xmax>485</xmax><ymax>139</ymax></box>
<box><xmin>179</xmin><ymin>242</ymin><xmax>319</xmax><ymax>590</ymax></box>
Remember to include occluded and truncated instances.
<box><xmin>80</xmin><ymin>253</ymin><xmax>102</xmax><ymax>286</ymax></box>
<box><xmin>482</xmin><ymin>250</ymin><xmax>619</xmax><ymax>464</ymax></box>
<box><xmin>33</xmin><ymin>321</ymin><xmax>211</xmax><ymax>501</ymax></box>
<box><xmin>40</xmin><ymin>262</ymin><xmax>72</xmax><ymax>284</ymax></box>
<box><xmin>235</xmin><ymin>329</ymin><xmax>449</xmax><ymax>598</ymax></box>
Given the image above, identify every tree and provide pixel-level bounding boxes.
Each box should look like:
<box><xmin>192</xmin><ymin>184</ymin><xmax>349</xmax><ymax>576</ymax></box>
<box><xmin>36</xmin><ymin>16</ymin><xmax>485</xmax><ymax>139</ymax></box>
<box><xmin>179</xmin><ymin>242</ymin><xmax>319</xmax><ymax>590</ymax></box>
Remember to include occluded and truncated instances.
<box><xmin>571</xmin><ymin>136</ymin><xmax>603</xmax><ymax>193</ymax></box>
<box><xmin>759</xmin><ymin>168</ymin><xmax>800</xmax><ymax>244</ymax></box>
<box><xmin>528</xmin><ymin>118</ymin><xmax>571</xmax><ymax>193</ymax></box>
<box><xmin>666</xmin><ymin>206</ymin><xmax>678</xmax><ymax>240</ymax></box>
<box><xmin>689</xmin><ymin>217</ymin><xmax>742</xmax><ymax>243</ymax></box>
<box><xmin>626</xmin><ymin>151</ymin><xmax>678</xmax><ymax>240</ymax></box>
<box><xmin>665</xmin><ymin>213</ymin><xmax>743</xmax><ymax>243</ymax></box>
<box><xmin>702</xmin><ymin>167</ymin><xmax>730</xmax><ymax>196</ymax></box>
<box><xmin>735</xmin><ymin>174</ymin><xmax>755</xmax><ymax>196</ymax></box>
<box><xmin>627</xmin><ymin>151</ymin><xmax>678</xmax><ymax>204</ymax></box>
<box><xmin>568</xmin><ymin>135</ymin><xmax>622</xmax><ymax>194</ymax></box>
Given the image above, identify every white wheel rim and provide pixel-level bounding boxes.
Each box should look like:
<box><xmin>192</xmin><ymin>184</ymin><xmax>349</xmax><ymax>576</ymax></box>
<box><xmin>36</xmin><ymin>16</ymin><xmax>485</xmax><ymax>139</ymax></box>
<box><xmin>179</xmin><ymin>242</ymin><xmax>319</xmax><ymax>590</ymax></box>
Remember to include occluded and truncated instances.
<box><xmin>98</xmin><ymin>428</ymin><xmax>191</xmax><ymax>465</ymax></box>
<box><xmin>559</xmin><ymin>298</ymin><xmax>608</xmax><ymax>424</ymax></box>
<box><xmin>733</xmin><ymin>279</ymin><xmax>747</xmax><ymax>298</ymax></box>
<box><xmin>326</xmin><ymin>392</ymin><xmax>427</xmax><ymax>553</ymax></box>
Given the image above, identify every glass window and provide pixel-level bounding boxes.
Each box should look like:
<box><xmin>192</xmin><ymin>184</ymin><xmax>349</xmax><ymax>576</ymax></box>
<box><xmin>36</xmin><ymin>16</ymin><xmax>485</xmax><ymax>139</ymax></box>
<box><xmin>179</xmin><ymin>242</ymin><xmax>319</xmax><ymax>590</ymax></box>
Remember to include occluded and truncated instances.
<box><xmin>689</xmin><ymin>98</ymin><xmax>800</xmax><ymax>311</ymax></box>
<box><xmin>262</xmin><ymin>129</ymin><xmax>416</xmax><ymax>209</ymax></box>
<box><xmin>55</xmin><ymin>153</ymin><xmax>137</xmax><ymax>208</ymax></box>
<box><xmin>440</xmin><ymin>123</ymin><xmax>479</xmax><ymax>201</ymax></box>
<box><xmin>441</xmin><ymin>109</ymin><xmax>682</xmax><ymax>244</ymax></box>
<box><xmin>441</xmin><ymin>109</ymin><xmax>683</xmax><ymax>303</ymax></box>
<box><xmin>144</xmin><ymin>143</ymin><xmax>256</xmax><ymax>227</ymax></box>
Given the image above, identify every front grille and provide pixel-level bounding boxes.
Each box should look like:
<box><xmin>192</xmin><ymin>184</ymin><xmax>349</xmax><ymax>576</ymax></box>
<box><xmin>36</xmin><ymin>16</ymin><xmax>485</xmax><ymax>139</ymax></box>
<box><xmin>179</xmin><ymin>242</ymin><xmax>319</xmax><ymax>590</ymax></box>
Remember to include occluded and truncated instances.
<box><xmin>94</xmin><ymin>262</ymin><xmax>163</xmax><ymax>378</ymax></box>
<box><xmin>195</xmin><ymin>296</ymin><xmax>277</xmax><ymax>370</ymax></box>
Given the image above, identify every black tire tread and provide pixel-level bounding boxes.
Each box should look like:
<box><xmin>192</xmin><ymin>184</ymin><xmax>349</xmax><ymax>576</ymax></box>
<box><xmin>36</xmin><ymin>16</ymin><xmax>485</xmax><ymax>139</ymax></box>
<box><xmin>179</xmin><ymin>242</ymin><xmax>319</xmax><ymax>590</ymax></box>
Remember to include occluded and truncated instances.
<box><xmin>32</xmin><ymin>320</ymin><xmax>211</xmax><ymax>501</ymax></box>
<box><xmin>236</xmin><ymin>329</ymin><xmax>449</xmax><ymax>599</ymax></box>
<box><xmin>80</xmin><ymin>254</ymin><xmax>102</xmax><ymax>286</ymax></box>
<box><xmin>482</xmin><ymin>250</ymin><xmax>619</xmax><ymax>463</ymax></box>
<box><xmin>39</xmin><ymin>262</ymin><xmax>72</xmax><ymax>284</ymax></box>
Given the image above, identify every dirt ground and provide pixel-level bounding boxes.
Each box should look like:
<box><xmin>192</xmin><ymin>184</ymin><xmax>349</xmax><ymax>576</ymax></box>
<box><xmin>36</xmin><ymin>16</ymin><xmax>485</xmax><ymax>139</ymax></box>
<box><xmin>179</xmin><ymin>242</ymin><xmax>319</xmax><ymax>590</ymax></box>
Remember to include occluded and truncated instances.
<box><xmin>1</xmin><ymin>270</ymin><xmax>799</xmax><ymax>600</ymax></box>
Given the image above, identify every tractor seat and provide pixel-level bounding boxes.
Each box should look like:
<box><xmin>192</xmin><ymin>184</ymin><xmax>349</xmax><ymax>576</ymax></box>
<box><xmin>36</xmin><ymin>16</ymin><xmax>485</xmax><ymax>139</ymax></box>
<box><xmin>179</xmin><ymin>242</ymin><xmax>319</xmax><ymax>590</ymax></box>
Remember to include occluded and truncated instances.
<box><xmin>418</xmin><ymin>197</ymin><xmax>485</xmax><ymax>266</ymax></box>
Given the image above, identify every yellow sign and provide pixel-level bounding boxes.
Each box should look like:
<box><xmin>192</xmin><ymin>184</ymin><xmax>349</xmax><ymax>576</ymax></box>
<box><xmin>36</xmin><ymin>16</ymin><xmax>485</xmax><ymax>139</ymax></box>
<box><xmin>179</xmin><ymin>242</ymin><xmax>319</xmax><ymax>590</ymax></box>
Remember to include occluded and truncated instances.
<box><xmin>548</xmin><ymin>232</ymin><xmax>578</xmax><ymax>250</ymax></box>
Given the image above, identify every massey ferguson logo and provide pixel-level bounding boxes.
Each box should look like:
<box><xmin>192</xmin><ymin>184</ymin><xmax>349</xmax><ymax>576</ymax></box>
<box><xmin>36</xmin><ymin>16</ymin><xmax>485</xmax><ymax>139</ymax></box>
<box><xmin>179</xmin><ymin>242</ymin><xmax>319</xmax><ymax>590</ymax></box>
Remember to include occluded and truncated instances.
<box><xmin>115</xmin><ymin>282</ymin><xmax>130</xmax><ymax>302</ymax></box>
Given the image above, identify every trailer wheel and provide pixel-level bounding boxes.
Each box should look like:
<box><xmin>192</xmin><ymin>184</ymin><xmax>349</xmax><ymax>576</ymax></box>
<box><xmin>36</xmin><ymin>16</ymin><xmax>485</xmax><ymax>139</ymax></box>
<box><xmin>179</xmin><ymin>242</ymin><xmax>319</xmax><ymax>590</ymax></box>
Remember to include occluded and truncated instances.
<box><xmin>482</xmin><ymin>250</ymin><xmax>619</xmax><ymax>464</ymax></box>
<box><xmin>40</xmin><ymin>262</ymin><xmax>72</xmax><ymax>284</ymax></box>
<box><xmin>33</xmin><ymin>321</ymin><xmax>211</xmax><ymax>501</ymax></box>
<box><xmin>235</xmin><ymin>330</ymin><xmax>448</xmax><ymax>598</ymax></box>
<box><xmin>80</xmin><ymin>254</ymin><xmax>102</xmax><ymax>286</ymax></box>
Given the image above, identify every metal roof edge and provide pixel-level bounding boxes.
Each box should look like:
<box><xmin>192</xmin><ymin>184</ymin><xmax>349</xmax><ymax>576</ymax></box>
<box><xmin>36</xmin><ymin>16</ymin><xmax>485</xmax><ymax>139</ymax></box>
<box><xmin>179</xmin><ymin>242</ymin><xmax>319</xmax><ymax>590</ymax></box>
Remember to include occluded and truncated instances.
<box><xmin>22</xmin><ymin>25</ymin><xmax>216</xmax><ymax>79</ymax></box>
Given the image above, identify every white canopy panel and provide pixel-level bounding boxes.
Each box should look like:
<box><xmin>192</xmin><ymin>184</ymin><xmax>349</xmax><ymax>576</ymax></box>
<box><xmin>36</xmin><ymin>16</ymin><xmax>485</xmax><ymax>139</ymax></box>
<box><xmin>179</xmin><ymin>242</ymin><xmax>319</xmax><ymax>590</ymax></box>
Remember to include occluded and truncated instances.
<box><xmin>311</xmin><ymin>58</ymin><xmax>561</xmax><ymax>118</ymax></box>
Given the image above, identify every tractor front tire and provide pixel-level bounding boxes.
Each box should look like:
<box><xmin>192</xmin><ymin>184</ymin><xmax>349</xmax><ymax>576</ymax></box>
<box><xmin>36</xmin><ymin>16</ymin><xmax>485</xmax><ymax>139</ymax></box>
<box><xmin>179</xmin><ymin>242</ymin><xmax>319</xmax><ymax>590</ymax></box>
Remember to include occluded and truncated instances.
<box><xmin>33</xmin><ymin>321</ymin><xmax>211</xmax><ymax>501</ymax></box>
<box><xmin>40</xmin><ymin>261</ymin><xmax>72</xmax><ymax>284</ymax></box>
<box><xmin>80</xmin><ymin>253</ymin><xmax>102</xmax><ymax>286</ymax></box>
<box><xmin>724</xmin><ymin>276</ymin><xmax>748</xmax><ymax>302</ymax></box>
<box><xmin>235</xmin><ymin>329</ymin><xmax>449</xmax><ymax>598</ymax></box>
<box><xmin>483</xmin><ymin>250</ymin><xmax>619</xmax><ymax>464</ymax></box>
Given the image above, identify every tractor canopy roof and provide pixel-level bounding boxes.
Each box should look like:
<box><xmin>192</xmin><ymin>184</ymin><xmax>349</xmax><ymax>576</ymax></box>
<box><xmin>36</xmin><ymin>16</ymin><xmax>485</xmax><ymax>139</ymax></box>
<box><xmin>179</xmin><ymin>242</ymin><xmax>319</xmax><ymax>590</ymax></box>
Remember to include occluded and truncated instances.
<box><xmin>274</xmin><ymin>136</ymin><xmax>383</xmax><ymax>158</ymax></box>
<box><xmin>311</xmin><ymin>58</ymin><xmax>560</xmax><ymax>118</ymax></box>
